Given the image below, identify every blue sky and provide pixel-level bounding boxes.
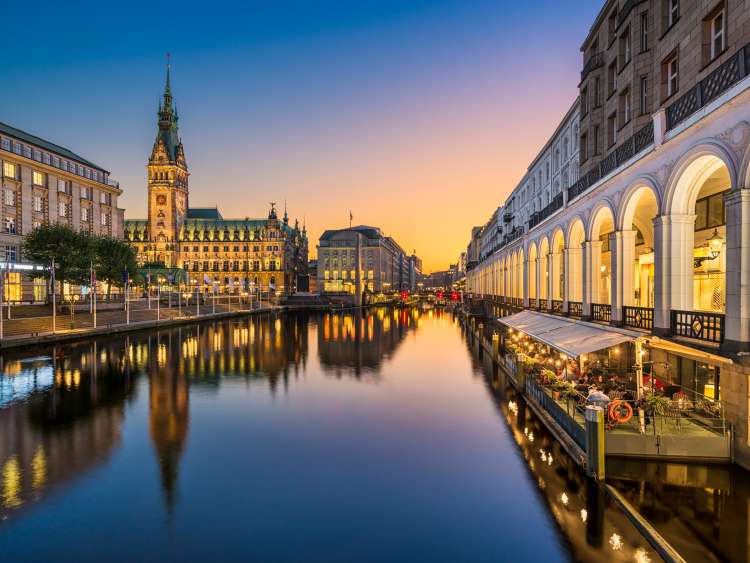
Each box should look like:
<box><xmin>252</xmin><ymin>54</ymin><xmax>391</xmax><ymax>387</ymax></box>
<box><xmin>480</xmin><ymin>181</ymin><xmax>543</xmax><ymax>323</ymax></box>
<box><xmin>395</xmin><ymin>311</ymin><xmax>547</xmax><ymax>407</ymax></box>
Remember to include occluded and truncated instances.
<box><xmin>1</xmin><ymin>0</ymin><xmax>602</xmax><ymax>270</ymax></box>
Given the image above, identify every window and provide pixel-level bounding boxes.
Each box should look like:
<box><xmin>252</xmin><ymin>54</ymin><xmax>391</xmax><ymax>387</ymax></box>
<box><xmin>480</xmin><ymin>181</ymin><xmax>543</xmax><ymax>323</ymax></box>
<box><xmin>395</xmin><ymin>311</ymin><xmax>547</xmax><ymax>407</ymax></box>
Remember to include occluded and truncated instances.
<box><xmin>594</xmin><ymin>76</ymin><xmax>601</xmax><ymax>106</ymax></box>
<box><xmin>101</xmin><ymin>212</ymin><xmax>110</xmax><ymax>227</ymax></box>
<box><xmin>58</xmin><ymin>179</ymin><xmax>69</xmax><ymax>193</ymax></box>
<box><xmin>100</xmin><ymin>192</ymin><xmax>111</xmax><ymax>205</ymax></box>
<box><xmin>3</xmin><ymin>190</ymin><xmax>15</xmax><ymax>207</ymax></box>
<box><xmin>695</xmin><ymin>192</ymin><xmax>726</xmax><ymax>231</ymax></box>
<box><xmin>33</xmin><ymin>195</ymin><xmax>43</xmax><ymax>212</ymax></box>
<box><xmin>608</xmin><ymin>61</ymin><xmax>617</xmax><ymax>96</ymax></box>
<box><xmin>621</xmin><ymin>88</ymin><xmax>632</xmax><ymax>124</ymax></box>
<box><xmin>4</xmin><ymin>245</ymin><xmax>17</xmax><ymax>262</ymax></box>
<box><xmin>4</xmin><ymin>217</ymin><xmax>16</xmax><ymax>234</ymax></box>
<box><xmin>81</xmin><ymin>207</ymin><xmax>89</xmax><ymax>222</ymax></box>
<box><xmin>81</xmin><ymin>186</ymin><xmax>89</xmax><ymax>200</ymax></box>
<box><xmin>608</xmin><ymin>112</ymin><xmax>617</xmax><ymax>147</ymax></box>
<box><xmin>608</xmin><ymin>9</ymin><xmax>618</xmax><ymax>45</ymax></box>
<box><xmin>59</xmin><ymin>201</ymin><xmax>68</xmax><ymax>217</ymax></box>
<box><xmin>668</xmin><ymin>0</ymin><xmax>679</xmax><ymax>28</ymax></box>
<box><xmin>620</xmin><ymin>27</ymin><xmax>631</xmax><ymax>67</ymax></box>
<box><xmin>3</xmin><ymin>162</ymin><xmax>17</xmax><ymax>179</ymax></box>
<box><xmin>640</xmin><ymin>12</ymin><xmax>649</xmax><ymax>51</ymax></box>
<box><xmin>582</xmin><ymin>86</ymin><xmax>588</xmax><ymax>115</ymax></box>
<box><xmin>32</xmin><ymin>170</ymin><xmax>45</xmax><ymax>186</ymax></box>
<box><xmin>580</xmin><ymin>132</ymin><xmax>588</xmax><ymax>162</ymax></box>
<box><xmin>593</xmin><ymin>125</ymin><xmax>600</xmax><ymax>155</ymax></box>
<box><xmin>640</xmin><ymin>76</ymin><xmax>649</xmax><ymax>114</ymax></box>
<box><xmin>663</xmin><ymin>52</ymin><xmax>679</xmax><ymax>98</ymax></box>
<box><xmin>704</xmin><ymin>6</ymin><xmax>726</xmax><ymax>63</ymax></box>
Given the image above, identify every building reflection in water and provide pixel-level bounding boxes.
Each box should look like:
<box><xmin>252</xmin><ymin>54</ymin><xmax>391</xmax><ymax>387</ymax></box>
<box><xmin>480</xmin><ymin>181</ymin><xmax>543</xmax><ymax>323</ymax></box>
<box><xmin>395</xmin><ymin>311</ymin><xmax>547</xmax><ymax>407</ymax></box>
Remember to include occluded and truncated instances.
<box><xmin>0</xmin><ymin>340</ymin><xmax>134</xmax><ymax>522</ymax></box>
<box><xmin>318</xmin><ymin>306</ymin><xmax>421</xmax><ymax>379</ymax></box>
<box><xmin>465</xmin><ymin>318</ymin><xmax>750</xmax><ymax>563</ymax></box>
<box><xmin>0</xmin><ymin>309</ymin><xmax>423</xmax><ymax>522</ymax></box>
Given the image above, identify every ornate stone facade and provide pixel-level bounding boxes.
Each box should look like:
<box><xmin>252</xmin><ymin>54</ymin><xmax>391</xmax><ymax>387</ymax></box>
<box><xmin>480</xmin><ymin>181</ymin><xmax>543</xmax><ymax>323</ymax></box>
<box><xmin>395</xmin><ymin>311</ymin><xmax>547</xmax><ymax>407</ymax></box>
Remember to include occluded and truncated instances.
<box><xmin>125</xmin><ymin>67</ymin><xmax>308</xmax><ymax>294</ymax></box>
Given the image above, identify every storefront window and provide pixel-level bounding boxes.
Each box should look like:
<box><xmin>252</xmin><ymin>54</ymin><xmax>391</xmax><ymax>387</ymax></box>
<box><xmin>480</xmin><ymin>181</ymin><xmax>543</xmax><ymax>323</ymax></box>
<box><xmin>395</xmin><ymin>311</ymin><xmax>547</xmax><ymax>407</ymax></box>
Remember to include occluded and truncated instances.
<box><xmin>33</xmin><ymin>277</ymin><xmax>46</xmax><ymax>302</ymax></box>
<box><xmin>3</xmin><ymin>272</ymin><xmax>21</xmax><ymax>302</ymax></box>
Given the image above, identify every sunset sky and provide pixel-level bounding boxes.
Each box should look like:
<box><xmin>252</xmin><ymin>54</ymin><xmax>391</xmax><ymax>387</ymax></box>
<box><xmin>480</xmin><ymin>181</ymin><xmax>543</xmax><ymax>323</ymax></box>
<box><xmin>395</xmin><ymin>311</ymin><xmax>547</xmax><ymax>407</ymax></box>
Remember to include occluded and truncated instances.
<box><xmin>1</xmin><ymin>0</ymin><xmax>602</xmax><ymax>273</ymax></box>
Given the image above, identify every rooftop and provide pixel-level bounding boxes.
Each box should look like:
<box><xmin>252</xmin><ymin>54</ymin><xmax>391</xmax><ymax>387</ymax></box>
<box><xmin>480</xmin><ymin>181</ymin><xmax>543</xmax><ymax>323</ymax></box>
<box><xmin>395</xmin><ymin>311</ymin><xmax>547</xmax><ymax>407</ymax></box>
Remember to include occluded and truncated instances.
<box><xmin>0</xmin><ymin>121</ymin><xmax>108</xmax><ymax>173</ymax></box>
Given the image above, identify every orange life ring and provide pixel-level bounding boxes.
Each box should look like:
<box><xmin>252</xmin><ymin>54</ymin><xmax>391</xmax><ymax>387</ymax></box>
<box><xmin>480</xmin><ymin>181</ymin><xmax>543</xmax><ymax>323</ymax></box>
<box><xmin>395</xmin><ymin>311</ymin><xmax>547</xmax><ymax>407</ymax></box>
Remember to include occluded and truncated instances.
<box><xmin>608</xmin><ymin>400</ymin><xmax>633</xmax><ymax>424</ymax></box>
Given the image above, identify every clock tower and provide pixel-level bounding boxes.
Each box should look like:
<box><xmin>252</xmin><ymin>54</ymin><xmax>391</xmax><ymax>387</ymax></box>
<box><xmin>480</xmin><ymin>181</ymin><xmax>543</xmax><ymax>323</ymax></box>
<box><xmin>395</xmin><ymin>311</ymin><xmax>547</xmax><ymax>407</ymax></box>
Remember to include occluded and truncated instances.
<box><xmin>147</xmin><ymin>60</ymin><xmax>188</xmax><ymax>265</ymax></box>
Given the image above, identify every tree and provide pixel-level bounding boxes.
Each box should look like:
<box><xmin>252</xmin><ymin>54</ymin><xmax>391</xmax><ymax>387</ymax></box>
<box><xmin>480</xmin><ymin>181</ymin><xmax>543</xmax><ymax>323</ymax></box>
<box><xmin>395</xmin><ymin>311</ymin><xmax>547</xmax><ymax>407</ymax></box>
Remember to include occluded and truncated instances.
<box><xmin>23</xmin><ymin>224</ymin><xmax>92</xmax><ymax>287</ymax></box>
<box><xmin>92</xmin><ymin>235</ymin><xmax>140</xmax><ymax>296</ymax></box>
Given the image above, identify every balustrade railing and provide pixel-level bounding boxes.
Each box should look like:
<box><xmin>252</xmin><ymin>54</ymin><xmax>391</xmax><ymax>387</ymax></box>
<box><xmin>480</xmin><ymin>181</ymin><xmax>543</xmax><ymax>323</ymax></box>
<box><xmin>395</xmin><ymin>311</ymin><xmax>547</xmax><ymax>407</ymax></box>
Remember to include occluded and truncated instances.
<box><xmin>623</xmin><ymin>305</ymin><xmax>654</xmax><ymax>330</ymax></box>
<box><xmin>670</xmin><ymin>309</ymin><xmax>725</xmax><ymax>344</ymax></box>
<box><xmin>666</xmin><ymin>43</ymin><xmax>750</xmax><ymax>130</ymax></box>
<box><xmin>568</xmin><ymin>301</ymin><xmax>582</xmax><ymax>318</ymax></box>
<box><xmin>567</xmin><ymin>122</ymin><xmax>653</xmax><ymax>203</ymax></box>
<box><xmin>580</xmin><ymin>52</ymin><xmax>604</xmax><ymax>84</ymax></box>
<box><xmin>551</xmin><ymin>300</ymin><xmax>563</xmax><ymax>315</ymax></box>
<box><xmin>591</xmin><ymin>303</ymin><xmax>611</xmax><ymax>323</ymax></box>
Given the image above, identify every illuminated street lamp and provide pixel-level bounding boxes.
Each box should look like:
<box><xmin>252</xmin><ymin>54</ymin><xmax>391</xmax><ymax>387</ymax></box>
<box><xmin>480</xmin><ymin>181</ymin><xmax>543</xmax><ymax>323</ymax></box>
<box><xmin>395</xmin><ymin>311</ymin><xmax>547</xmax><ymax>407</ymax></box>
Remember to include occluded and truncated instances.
<box><xmin>694</xmin><ymin>228</ymin><xmax>724</xmax><ymax>268</ymax></box>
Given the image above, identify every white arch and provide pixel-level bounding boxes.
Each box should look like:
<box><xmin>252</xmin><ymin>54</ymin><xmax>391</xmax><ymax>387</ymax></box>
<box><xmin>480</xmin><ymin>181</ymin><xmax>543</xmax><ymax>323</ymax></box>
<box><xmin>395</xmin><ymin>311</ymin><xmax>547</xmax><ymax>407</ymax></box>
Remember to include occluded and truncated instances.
<box><xmin>663</xmin><ymin>141</ymin><xmax>738</xmax><ymax>215</ymax></box>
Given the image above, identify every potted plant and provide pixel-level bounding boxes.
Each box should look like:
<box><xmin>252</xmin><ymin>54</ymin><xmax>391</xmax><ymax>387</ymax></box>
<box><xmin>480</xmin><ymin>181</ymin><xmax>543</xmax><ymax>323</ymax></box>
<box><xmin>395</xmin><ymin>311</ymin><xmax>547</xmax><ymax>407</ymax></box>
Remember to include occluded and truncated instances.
<box><xmin>645</xmin><ymin>393</ymin><xmax>670</xmax><ymax>416</ymax></box>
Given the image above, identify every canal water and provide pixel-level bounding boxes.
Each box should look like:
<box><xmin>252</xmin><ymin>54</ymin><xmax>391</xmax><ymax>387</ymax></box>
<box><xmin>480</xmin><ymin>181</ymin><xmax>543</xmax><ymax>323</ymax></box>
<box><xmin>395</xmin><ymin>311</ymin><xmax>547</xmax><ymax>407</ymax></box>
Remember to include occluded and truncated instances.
<box><xmin>0</xmin><ymin>308</ymin><xmax>730</xmax><ymax>562</ymax></box>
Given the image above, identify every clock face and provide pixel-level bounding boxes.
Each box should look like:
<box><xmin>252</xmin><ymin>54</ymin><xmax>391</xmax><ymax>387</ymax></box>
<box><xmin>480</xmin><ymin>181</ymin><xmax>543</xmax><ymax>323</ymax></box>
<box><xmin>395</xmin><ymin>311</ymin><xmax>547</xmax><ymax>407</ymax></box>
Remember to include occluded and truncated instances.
<box><xmin>156</xmin><ymin>194</ymin><xmax>167</xmax><ymax>205</ymax></box>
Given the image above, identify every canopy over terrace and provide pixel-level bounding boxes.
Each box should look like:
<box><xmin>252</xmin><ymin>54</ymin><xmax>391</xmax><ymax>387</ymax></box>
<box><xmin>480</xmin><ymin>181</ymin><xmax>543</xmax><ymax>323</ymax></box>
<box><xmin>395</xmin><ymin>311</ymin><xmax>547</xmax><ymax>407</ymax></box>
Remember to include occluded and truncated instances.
<box><xmin>498</xmin><ymin>310</ymin><xmax>641</xmax><ymax>358</ymax></box>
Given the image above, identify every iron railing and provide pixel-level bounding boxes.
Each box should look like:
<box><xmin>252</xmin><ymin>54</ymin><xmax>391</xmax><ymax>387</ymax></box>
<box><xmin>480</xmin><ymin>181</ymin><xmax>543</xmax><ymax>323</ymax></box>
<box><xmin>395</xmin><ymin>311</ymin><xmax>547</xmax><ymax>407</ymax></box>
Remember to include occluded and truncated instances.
<box><xmin>666</xmin><ymin>43</ymin><xmax>750</xmax><ymax>130</ymax></box>
<box><xmin>525</xmin><ymin>375</ymin><xmax>586</xmax><ymax>449</ymax></box>
<box><xmin>580</xmin><ymin>52</ymin><xmax>604</xmax><ymax>84</ymax></box>
<box><xmin>670</xmin><ymin>309</ymin><xmax>725</xmax><ymax>344</ymax></box>
<box><xmin>623</xmin><ymin>305</ymin><xmax>654</xmax><ymax>330</ymax></box>
<box><xmin>568</xmin><ymin>301</ymin><xmax>583</xmax><ymax>318</ymax></box>
<box><xmin>568</xmin><ymin>121</ymin><xmax>654</xmax><ymax>202</ymax></box>
<box><xmin>592</xmin><ymin>303</ymin><xmax>611</xmax><ymax>323</ymax></box>
<box><xmin>551</xmin><ymin>300</ymin><xmax>563</xmax><ymax>315</ymax></box>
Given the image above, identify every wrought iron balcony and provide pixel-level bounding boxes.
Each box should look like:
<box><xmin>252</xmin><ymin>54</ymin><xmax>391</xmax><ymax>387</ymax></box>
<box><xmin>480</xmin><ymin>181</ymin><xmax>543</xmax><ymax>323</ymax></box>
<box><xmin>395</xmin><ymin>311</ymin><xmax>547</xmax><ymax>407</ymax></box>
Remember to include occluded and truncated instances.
<box><xmin>666</xmin><ymin>43</ymin><xmax>750</xmax><ymax>130</ymax></box>
<box><xmin>670</xmin><ymin>309</ymin><xmax>725</xmax><ymax>344</ymax></box>
<box><xmin>580</xmin><ymin>52</ymin><xmax>604</xmax><ymax>84</ymax></box>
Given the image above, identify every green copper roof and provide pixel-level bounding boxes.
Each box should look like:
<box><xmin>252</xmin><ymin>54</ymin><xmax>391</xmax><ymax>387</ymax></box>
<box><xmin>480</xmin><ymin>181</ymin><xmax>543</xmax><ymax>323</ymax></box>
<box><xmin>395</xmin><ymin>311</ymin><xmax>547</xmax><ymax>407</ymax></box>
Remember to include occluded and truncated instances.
<box><xmin>186</xmin><ymin>207</ymin><xmax>223</xmax><ymax>220</ymax></box>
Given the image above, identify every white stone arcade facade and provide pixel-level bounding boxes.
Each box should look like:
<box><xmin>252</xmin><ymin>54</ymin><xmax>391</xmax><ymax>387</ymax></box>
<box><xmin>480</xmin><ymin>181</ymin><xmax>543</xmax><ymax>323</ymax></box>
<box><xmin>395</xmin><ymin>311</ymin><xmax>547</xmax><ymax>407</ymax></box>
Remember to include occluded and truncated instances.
<box><xmin>469</xmin><ymin>74</ymin><xmax>750</xmax><ymax>354</ymax></box>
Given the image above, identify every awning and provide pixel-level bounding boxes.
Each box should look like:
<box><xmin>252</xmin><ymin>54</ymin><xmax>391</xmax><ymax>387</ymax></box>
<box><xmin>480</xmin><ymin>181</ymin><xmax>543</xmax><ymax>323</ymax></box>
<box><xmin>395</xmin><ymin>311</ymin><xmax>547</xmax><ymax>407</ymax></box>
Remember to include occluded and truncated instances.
<box><xmin>648</xmin><ymin>336</ymin><xmax>733</xmax><ymax>366</ymax></box>
<box><xmin>498</xmin><ymin>310</ymin><xmax>640</xmax><ymax>358</ymax></box>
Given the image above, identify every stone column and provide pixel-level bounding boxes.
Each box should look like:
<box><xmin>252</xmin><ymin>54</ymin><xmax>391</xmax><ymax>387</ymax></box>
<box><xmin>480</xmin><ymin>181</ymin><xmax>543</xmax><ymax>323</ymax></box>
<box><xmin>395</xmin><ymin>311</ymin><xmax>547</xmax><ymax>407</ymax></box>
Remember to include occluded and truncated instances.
<box><xmin>523</xmin><ymin>257</ymin><xmax>531</xmax><ymax>308</ymax></box>
<box><xmin>653</xmin><ymin>214</ymin><xmax>695</xmax><ymax>335</ymax></box>
<box><xmin>562</xmin><ymin>248</ymin><xmax>570</xmax><ymax>311</ymax></box>
<box><xmin>568</xmin><ymin>245</ymin><xmax>583</xmax><ymax>302</ymax></box>
<box><xmin>610</xmin><ymin>230</ymin><xmax>636</xmax><ymax>326</ymax></box>
<box><xmin>724</xmin><ymin>190</ymin><xmax>750</xmax><ymax>352</ymax></box>
<box><xmin>545</xmin><ymin>252</ymin><xmax>555</xmax><ymax>309</ymax></box>
<box><xmin>551</xmin><ymin>251</ymin><xmax>562</xmax><ymax>301</ymax></box>
<box><xmin>582</xmin><ymin>240</ymin><xmax>602</xmax><ymax>319</ymax></box>
<box><xmin>535</xmin><ymin>257</ymin><xmax>542</xmax><ymax>306</ymax></box>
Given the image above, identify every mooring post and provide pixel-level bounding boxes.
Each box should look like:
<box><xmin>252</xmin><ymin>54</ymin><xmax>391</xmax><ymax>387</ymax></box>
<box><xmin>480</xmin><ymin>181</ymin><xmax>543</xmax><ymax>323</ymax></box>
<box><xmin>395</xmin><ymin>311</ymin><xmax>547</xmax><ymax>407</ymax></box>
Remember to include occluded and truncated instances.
<box><xmin>585</xmin><ymin>405</ymin><xmax>605</xmax><ymax>480</ymax></box>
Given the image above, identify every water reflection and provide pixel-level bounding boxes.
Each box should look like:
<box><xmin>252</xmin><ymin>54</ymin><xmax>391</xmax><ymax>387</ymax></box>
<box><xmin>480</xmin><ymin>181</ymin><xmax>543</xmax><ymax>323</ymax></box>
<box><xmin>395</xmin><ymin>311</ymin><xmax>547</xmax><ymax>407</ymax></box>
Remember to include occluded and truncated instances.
<box><xmin>318</xmin><ymin>308</ymin><xmax>419</xmax><ymax>379</ymax></box>
<box><xmin>0</xmin><ymin>308</ymin><xmax>420</xmax><ymax>523</ymax></box>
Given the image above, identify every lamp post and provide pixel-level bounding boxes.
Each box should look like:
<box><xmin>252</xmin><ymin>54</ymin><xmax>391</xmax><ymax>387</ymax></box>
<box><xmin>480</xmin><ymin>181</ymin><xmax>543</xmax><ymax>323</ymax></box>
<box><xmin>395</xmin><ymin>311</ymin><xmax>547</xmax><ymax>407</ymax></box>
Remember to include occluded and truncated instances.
<box><xmin>51</xmin><ymin>258</ymin><xmax>56</xmax><ymax>334</ymax></box>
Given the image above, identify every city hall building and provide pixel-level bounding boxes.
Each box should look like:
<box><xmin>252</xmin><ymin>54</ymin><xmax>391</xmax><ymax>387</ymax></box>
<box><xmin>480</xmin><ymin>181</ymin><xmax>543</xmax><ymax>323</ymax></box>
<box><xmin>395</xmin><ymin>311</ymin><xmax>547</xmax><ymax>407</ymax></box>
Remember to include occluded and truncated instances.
<box><xmin>465</xmin><ymin>0</ymin><xmax>750</xmax><ymax>468</ymax></box>
<box><xmin>0</xmin><ymin>122</ymin><xmax>124</xmax><ymax>303</ymax></box>
<box><xmin>125</xmin><ymin>68</ymin><xmax>308</xmax><ymax>294</ymax></box>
